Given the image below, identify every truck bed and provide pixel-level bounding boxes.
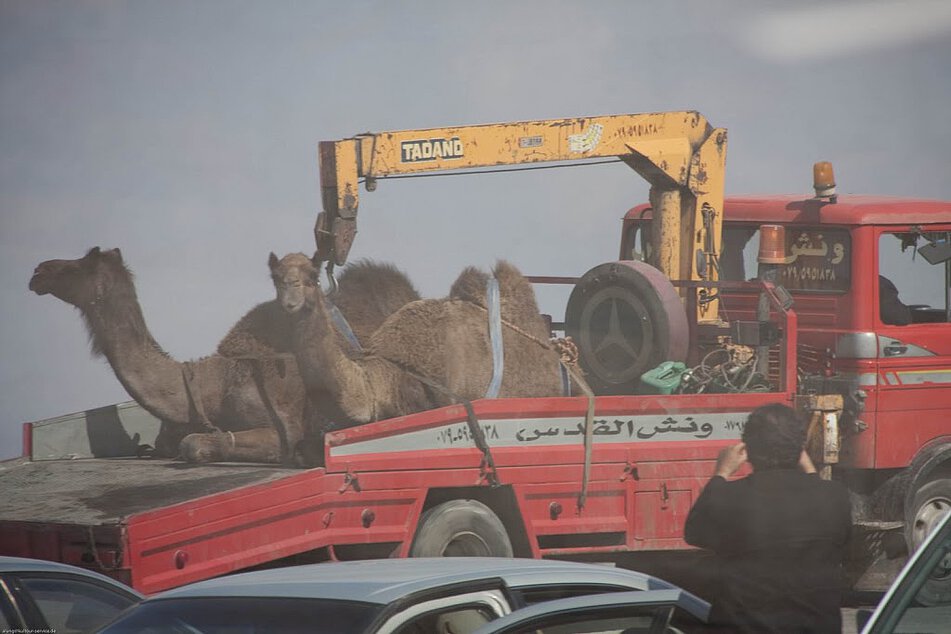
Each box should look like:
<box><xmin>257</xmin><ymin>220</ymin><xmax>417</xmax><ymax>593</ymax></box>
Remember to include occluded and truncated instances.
<box><xmin>1</xmin><ymin>393</ymin><xmax>776</xmax><ymax>594</ymax></box>
<box><xmin>0</xmin><ymin>457</ymin><xmax>300</xmax><ymax>525</ymax></box>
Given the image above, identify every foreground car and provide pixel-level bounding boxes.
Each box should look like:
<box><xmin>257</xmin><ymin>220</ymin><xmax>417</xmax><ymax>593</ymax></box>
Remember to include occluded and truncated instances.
<box><xmin>860</xmin><ymin>510</ymin><xmax>951</xmax><ymax>633</ymax></box>
<box><xmin>0</xmin><ymin>556</ymin><xmax>142</xmax><ymax>633</ymax></box>
<box><xmin>97</xmin><ymin>557</ymin><xmax>710</xmax><ymax>633</ymax></box>
<box><xmin>471</xmin><ymin>588</ymin><xmax>710</xmax><ymax>634</ymax></box>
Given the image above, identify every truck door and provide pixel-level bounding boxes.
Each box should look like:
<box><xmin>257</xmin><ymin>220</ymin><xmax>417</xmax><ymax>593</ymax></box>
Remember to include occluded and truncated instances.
<box><xmin>874</xmin><ymin>227</ymin><xmax>951</xmax><ymax>472</ymax></box>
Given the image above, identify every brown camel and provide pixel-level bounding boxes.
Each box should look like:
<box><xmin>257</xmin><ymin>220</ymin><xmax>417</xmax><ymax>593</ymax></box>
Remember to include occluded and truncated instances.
<box><xmin>270</xmin><ymin>253</ymin><xmax>569</xmax><ymax>426</ymax></box>
<box><xmin>218</xmin><ymin>256</ymin><xmax>420</xmax><ymax>358</ymax></box>
<box><xmin>29</xmin><ymin>248</ymin><xmax>418</xmax><ymax>464</ymax></box>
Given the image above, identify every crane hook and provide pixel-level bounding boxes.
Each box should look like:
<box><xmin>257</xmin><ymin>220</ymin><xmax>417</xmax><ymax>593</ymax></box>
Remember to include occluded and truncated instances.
<box><xmin>324</xmin><ymin>262</ymin><xmax>339</xmax><ymax>298</ymax></box>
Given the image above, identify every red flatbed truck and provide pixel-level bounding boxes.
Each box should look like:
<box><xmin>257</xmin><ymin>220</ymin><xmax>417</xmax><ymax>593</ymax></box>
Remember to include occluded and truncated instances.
<box><xmin>3</xmin><ymin>112</ymin><xmax>950</xmax><ymax>597</ymax></box>
<box><xmin>3</xmin><ymin>194</ymin><xmax>948</xmax><ymax>597</ymax></box>
<box><xmin>0</xmin><ymin>284</ymin><xmax>795</xmax><ymax>595</ymax></box>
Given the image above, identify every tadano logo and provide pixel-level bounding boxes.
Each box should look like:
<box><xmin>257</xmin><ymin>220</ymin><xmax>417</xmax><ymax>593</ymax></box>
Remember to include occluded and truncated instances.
<box><xmin>400</xmin><ymin>137</ymin><xmax>464</xmax><ymax>162</ymax></box>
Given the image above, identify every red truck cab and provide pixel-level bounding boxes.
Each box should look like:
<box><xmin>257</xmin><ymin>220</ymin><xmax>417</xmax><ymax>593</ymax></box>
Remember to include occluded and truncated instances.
<box><xmin>621</xmin><ymin>193</ymin><xmax>951</xmax><ymax>555</ymax></box>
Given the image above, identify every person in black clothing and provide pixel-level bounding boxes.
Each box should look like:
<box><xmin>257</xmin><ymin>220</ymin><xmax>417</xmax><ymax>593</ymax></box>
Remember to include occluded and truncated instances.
<box><xmin>684</xmin><ymin>403</ymin><xmax>852</xmax><ymax>634</ymax></box>
<box><xmin>880</xmin><ymin>275</ymin><xmax>912</xmax><ymax>325</ymax></box>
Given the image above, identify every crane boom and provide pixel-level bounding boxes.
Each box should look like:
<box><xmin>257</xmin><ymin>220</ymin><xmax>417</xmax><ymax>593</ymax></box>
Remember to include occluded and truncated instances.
<box><xmin>317</xmin><ymin>111</ymin><xmax>727</xmax><ymax>322</ymax></box>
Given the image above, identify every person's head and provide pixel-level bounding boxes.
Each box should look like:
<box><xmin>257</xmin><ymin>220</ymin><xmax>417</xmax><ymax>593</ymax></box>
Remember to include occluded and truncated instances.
<box><xmin>741</xmin><ymin>403</ymin><xmax>806</xmax><ymax>470</ymax></box>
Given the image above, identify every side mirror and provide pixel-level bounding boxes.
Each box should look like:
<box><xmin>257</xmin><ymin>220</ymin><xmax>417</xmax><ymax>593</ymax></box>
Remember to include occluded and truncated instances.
<box><xmin>918</xmin><ymin>240</ymin><xmax>951</xmax><ymax>265</ymax></box>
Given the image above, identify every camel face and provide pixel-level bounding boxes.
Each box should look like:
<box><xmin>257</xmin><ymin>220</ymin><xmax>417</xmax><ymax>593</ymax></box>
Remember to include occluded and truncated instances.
<box><xmin>269</xmin><ymin>252</ymin><xmax>319</xmax><ymax>314</ymax></box>
<box><xmin>29</xmin><ymin>247</ymin><xmax>124</xmax><ymax>307</ymax></box>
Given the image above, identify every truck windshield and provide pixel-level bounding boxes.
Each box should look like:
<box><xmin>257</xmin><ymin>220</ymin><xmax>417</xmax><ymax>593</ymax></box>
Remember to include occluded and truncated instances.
<box><xmin>98</xmin><ymin>596</ymin><xmax>382</xmax><ymax>634</ymax></box>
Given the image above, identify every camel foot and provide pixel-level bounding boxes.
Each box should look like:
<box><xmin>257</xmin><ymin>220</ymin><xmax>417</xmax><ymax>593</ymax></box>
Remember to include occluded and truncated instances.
<box><xmin>179</xmin><ymin>432</ymin><xmax>230</xmax><ymax>463</ymax></box>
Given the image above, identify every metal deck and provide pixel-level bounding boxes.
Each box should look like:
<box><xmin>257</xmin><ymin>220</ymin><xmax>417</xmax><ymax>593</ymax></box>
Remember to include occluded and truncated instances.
<box><xmin>0</xmin><ymin>458</ymin><xmax>301</xmax><ymax>525</ymax></box>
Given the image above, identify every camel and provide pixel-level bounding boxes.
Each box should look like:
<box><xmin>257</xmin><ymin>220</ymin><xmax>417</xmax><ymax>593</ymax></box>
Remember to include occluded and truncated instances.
<box><xmin>217</xmin><ymin>256</ymin><xmax>419</xmax><ymax>358</ymax></box>
<box><xmin>29</xmin><ymin>247</ymin><xmax>418</xmax><ymax>465</ymax></box>
<box><xmin>270</xmin><ymin>253</ymin><xmax>571</xmax><ymax>427</ymax></box>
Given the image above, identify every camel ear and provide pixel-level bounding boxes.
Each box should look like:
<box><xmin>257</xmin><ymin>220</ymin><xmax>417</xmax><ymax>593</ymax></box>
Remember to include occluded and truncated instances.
<box><xmin>308</xmin><ymin>264</ymin><xmax>321</xmax><ymax>286</ymax></box>
<box><xmin>268</xmin><ymin>252</ymin><xmax>279</xmax><ymax>272</ymax></box>
<box><xmin>110</xmin><ymin>248</ymin><xmax>123</xmax><ymax>262</ymax></box>
<box><xmin>87</xmin><ymin>247</ymin><xmax>101</xmax><ymax>257</ymax></box>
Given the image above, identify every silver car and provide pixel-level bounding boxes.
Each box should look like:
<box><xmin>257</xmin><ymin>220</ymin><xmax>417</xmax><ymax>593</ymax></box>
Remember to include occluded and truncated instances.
<box><xmin>97</xmin><ymin>557</ymin><xmax>710</xmax><ymax>633</ymax></box>
<box><xmin>0</xmin><ymin>556</ymin><xmax>142</xmax><ymax>633</ymax></box>
<box><xmin>860</xmin><ymin>510</ymin><xmax>951</xmax><ymax>633</ymax></box>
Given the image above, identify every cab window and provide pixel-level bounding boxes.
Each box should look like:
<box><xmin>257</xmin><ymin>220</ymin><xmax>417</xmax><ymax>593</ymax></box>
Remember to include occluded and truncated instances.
<box><xmin>878</xmin><ymin>230</ymin><xmax>951</xmax><ymax>325</ymax></box>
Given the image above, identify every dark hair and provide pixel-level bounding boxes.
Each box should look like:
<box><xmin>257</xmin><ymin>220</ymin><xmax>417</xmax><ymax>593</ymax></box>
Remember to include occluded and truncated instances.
<box><xmin>741</xmin><ymin>403</ymin><xmax>806</xmax><ymax>470</ymax></box>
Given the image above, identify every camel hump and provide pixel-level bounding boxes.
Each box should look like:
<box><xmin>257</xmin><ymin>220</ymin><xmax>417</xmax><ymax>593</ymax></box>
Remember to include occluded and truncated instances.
<box><xmin>338</xmin><ymin>259</ymin><xmax>420</xmax><ymax>303</ymax></box>
<box><xmin>492</xmin><ymin>260</ymin><xmax>546</xmax><ymax>332</ymax></box>
<box><xmin>492</xmin><ymin>260</ymin><xmax>531</xmax><ymax>301</ymax></box>
<box><xmin>449</xmin><ymin>266</ymin><xmax>490</xmax><ymax>307</ymax></box>
<box><xmin>218</xmin><ymin>300</ymin><xmax>292</xmax><ymax>357</ymax></box>
<box><xmin>333</xmin><ymin>259</ymin><xmax>421</xmax><ymax>343</ymax></box>
<box><xmin>449</xmin><ymin>260</ymin><xmax>546</xmax><ymax>334</ymax></box>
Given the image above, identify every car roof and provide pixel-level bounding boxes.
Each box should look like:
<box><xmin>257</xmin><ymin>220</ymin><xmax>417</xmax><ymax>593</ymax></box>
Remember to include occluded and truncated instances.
<box><xmin>469</xmin><ymin>588</ymin><xmax>711</xmax><ymax>634</ymax></box>
<box><xmin>151</xmin><ymin>557</ymin><xmax>671</xmax><ymax>605</ymax></box>
<box><xmin>0</xmin><ymin>556</ymin><xmax>143</xmax><ymax>596</ymax></box>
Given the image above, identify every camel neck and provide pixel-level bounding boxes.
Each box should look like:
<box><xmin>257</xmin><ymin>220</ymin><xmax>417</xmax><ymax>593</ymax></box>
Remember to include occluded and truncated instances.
<box><xmin>79</xmin><ymin>284</ymin><xmax>194</xmax><ymax>425</ymax></box>
<box><xmin>83</xmin><ymin>289</ymin><xmax>164</xmax><ymax>360</ymax></box>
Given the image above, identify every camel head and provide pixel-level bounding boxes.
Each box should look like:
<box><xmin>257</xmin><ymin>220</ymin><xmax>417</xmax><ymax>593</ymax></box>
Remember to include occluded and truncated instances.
<box><xmin>29</xmin><ymin>247</ymin><xmax>130</xmax><ymax>308</ymax></box>
<box><xmin>269</xmin><ymin>252</ymin><xmax>322</xmax><ymax>314</ymax></box>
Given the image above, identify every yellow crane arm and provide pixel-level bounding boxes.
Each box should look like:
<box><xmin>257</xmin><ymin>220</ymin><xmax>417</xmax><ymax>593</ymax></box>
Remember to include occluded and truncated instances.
<box><xmin>317</xmin><ymin>111</ymin><xmax>727</xmax><ymax>322</ymax></box>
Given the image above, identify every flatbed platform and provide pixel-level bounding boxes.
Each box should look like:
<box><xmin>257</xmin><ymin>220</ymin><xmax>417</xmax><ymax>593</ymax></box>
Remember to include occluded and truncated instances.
<box><xmin>0</xmin><ymin>457</ymin><xmax>301</xmax><ymax>525</ymax></box>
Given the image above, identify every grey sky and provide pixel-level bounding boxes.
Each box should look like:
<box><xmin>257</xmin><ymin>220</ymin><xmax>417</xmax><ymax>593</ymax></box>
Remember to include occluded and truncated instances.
<box><xmin>2</xmin><ymin>0</ymin><xmax>950</xmax><ymax>459</ymax></box>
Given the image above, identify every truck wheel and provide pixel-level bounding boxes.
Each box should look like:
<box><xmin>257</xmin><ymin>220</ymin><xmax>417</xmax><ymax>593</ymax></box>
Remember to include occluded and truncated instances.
<box><xmin>906</xmin><ymin>478</ymin><xmax>951</xmax><ymax>605</ymax></box>
<box><xmin>908</xmin><ymin>478</ymin><xmax>951</xmax><ymax>551</ymax></box>
<box><xmin>565</xmin><ymin>261</ymin><xmax>688</xmax><ymax>395</ymax></box>
<box><xmin>409</xmin><ymin>500</ymin><xmax>513</xmax><ymax>557</ymax></box>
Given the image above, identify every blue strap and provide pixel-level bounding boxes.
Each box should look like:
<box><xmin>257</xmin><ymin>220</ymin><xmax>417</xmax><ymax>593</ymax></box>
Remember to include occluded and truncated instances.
<box><xmin>560</xmin><ymin>364</ymin><xmax>571</xmax><ymax>396</ymax></box>
<box><xmin>485</xmin><ymin>277</ymin><xmax>504</xmax><ymax>398</ymax></box>
<box><xmin>329</xmin><ymin>303</ymin><xmax>363</xmax><ymax>353</ymax></box>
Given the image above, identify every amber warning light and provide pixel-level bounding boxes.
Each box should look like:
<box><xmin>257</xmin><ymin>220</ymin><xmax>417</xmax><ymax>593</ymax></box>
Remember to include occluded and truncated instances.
<box><xmin>758</xmin><ymin>224</ymin><xmax>786</xmax><ymax>264</ymax></box>
<box><xmin>813</xmin><ymin>161</ymin><xmax>837</xmax><ymax>199</ymax></box>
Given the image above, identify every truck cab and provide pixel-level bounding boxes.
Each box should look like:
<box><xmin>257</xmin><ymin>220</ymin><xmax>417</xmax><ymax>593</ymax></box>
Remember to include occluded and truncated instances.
<box><xmin>621</xmin><ymin>193</ymin><xmax>951</xmax><ymax>553</ymax></box>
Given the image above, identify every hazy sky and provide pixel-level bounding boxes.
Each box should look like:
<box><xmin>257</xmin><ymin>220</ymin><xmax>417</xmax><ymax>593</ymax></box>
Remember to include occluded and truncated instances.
<box><xmin>2</xmin><ymin>0</ymin><xmax>950</xmax><ymax>459</ymax></box>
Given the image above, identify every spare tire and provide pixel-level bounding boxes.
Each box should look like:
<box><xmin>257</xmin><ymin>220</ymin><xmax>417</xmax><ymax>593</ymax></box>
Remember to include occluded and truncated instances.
<box><xmin>565</xmin><ymin>260</ymin><xmax>688</xmax><ymax>395</ymax></box>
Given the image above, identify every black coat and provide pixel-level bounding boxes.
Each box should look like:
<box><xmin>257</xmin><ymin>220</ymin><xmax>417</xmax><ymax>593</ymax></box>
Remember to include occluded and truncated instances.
<box><xmin>684</xmin><ymin>469</ymin><xmax>852</xmax><ymax>634</ymax></box>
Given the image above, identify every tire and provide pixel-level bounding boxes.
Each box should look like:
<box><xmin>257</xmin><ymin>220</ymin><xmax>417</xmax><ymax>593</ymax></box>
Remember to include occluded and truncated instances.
<box><xmin>565</xmin><ymin>260</ymin><xmax>688</xmax><ymax>395</ymax></box>
<box><xmin>905</xmin><ymin>478</ymin><xmax>951</xmax><ymax>605</ymax></box>
<box><xmin>409</xmin><ymin>499</ymin><xmax>513</xmax><ymax>557</ymax></box>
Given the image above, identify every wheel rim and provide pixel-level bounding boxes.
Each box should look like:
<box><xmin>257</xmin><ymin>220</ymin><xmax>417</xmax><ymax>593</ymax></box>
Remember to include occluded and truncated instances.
<box><xmin>442</xmin><ymin>530</ymin><xmax>492</xmax><ymax>556</ymax></box>
<box><xmin>577</xmin><ymin>285</ymin><xmax>654</xmax><ymax>384</ymax></box>
<box><xmin>912</xmin><ymin>495</ymin><xmax>951</xmax><ymax>550</ymax></box>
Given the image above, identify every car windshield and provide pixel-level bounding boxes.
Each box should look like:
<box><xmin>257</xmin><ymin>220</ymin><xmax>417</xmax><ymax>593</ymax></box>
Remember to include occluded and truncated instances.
<box><xmin>98</xmin><ymin>596</ymin><xmax>382</xmax><ymax>634</ymax></box>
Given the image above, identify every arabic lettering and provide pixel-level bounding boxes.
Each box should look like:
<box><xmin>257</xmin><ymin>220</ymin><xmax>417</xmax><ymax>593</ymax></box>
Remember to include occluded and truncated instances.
<box><xmin>634</xmin><ymin>416</ymin><xmax>713</xmax><ymax>439</ymax></box>
<box><xmin>514</xmin><ymin>416</ymin><xmax>715</xmax><ymax>442</ymax></box>
<box><xmin>725</xmin><ymin>419</ymin><xmax>746</xmax><ymax>432</ymax></box>
<box><xmin>830</xmin><ymin>242</ymin><xmax>845</xmax><ymax>264</ymax></box>
<box><xmin>436</xmin><ymin>423</ymin><xmax>500</xmax><ymax>446</ymax></box>
<box><xmin>784</xmin><ymin>232</ymin><xmax>832</xmax><ymax>264</ymax></box>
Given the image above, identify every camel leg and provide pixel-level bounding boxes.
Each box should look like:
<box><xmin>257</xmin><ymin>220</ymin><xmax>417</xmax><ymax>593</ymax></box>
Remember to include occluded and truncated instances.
<box><xmin>152</xmin><ymin>421</ymin><xmax>209</xmax><ymax>458</ymax></box>
<box><xmin>179</xmin><ymin>428</ymin><xmax>285</xmax><ymax>464</ymax></box>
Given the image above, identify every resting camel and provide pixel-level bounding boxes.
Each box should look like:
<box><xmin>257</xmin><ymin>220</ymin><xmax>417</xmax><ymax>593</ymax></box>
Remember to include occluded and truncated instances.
<box><xmin>218</xmin><ymin>256</ymin><xmax>419</xmax><ymax>358</ymax></box>
<box><xmin>29</xmin><ymin>247</ymin><xmax>418</xmax><ymax>464</ymax></box>
<box><xmin>270</xmin><ymin>253</ymin><xmax>570</xmax><ymax>426</ymax></box>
